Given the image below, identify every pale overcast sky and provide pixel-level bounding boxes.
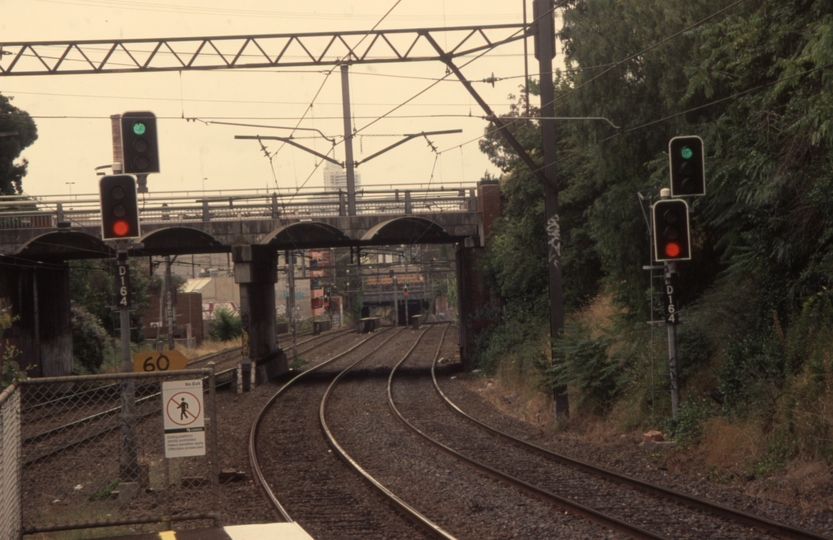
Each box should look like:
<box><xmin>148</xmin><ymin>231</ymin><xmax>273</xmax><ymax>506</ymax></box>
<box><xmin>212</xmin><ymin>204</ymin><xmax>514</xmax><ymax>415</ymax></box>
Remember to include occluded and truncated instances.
<box><xmin>1</xmin><ymin>0</ymin><xmax>561</xmax><ymax>199</ymax></box>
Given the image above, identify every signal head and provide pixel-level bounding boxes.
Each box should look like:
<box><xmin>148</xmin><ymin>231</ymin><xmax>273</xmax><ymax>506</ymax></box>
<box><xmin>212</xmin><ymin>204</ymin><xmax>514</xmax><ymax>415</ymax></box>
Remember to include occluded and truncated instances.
<box><xmin>669</xmin><ymin>136</ymin><xmax>705</xmax><ymax>197</ymax></box>
<box><xmin>121</xmin><ymin>111</ymin><xmax>160</xmax><ymax>175</ymax></box>
<box><xmin>652</xmin><ymin>199</ymin><xmax>691</xmax><ymax>262</ymax></box>
<box><xmin>100</xmin><ymin>175</ymin><xmax>141</xmax><ymax>240</ymax></box>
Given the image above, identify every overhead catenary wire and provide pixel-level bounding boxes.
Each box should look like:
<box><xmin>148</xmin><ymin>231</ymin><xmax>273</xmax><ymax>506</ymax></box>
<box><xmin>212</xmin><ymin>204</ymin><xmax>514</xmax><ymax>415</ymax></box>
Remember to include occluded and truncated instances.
<box><xmin>27</xmin><ymin>0</ymin><xmax>520</xmax><ymax>22</ymax></box>
<box><xmin>259</xmin><ymin>0</ymin><xmax>407</xmax><ymax>219</ymax></box>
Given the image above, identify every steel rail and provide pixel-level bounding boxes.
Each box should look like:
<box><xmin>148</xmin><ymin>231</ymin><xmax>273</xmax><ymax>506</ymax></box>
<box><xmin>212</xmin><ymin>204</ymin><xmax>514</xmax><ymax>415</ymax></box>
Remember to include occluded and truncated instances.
<box><xmin>318</xmin><ymin>324</ymin><xmax>457</xmax><ymax>540</ymax></box>
<box><xmin>429</xmin><ymin>359</ymin><xmax>831</xmax><ymax>540</ymax></box>
<box><xmin>387</xmin><ymin>324</ymin><xmax>664</xmax><ymax>540</ymax></box>
<box><xmin>22</xmin><ymin>328</ymin><xmax>344</xmax><ymax>443</ymax></box>
<box><xmin>248</xmin><ymin>327</ymin><xmax>396</xmax><ymax>522</ymax></box>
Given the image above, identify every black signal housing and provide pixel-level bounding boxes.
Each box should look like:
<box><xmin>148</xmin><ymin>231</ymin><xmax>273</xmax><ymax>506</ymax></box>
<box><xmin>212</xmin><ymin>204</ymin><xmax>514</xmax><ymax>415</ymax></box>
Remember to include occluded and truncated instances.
<box><xmin>121</xmin><ymin>111</ymin><xmax>160</xmax><ymax>174</ymax></box>
<box><xmin>652</xmin><ymin>199</ymin><xmax>691</xmax><ymax>262</ymax></box>
<box><xmin>100</xmin><ymin>175</ymin><xmax>141</xmax><ymax>240</ymax></box>
<box><xmin>669</xmin><ymin>135</ymin><xmax>705</xmax><ymax>197</ymax></box>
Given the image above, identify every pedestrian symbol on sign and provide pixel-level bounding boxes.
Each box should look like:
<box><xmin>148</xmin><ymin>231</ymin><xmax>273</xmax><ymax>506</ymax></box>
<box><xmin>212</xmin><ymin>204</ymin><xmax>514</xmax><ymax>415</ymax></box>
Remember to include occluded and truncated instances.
<box><xmin>177</xmin><ymin>397</ymin><xmax>189</xmax><ymax>420</ymax></box>
<box><xmin>165</xmin><ymin>391</ymin><xmax>200</xmax><ymax>427</ymax></box>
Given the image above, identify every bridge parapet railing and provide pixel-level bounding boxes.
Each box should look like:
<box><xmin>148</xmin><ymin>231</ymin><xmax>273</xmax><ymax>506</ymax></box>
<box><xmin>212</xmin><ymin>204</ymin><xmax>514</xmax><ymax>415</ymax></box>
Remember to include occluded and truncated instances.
<box><xmin>0</xmin><ymin>185</ymin><xmax>477</xmax><ymax>232</ymax></box>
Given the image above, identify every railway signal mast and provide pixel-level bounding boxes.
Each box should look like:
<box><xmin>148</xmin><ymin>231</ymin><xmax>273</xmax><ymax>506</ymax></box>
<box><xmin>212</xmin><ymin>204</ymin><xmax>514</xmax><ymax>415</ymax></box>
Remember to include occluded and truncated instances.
<box><xmin>98</xmin><ymin>113</ymin><xmax>160</xmax><ymax>499</ymax></box>
<box><xmin>649</xmin><ymin>136</ymin><xmax>705</xmax><ymax>416</ymax></box>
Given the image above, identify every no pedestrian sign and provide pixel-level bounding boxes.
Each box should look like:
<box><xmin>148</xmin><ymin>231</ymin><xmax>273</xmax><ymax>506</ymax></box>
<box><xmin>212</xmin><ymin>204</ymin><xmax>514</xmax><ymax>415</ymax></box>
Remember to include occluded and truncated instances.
<box><xmin>162</xmin><ymin>379</ymin><xmax>206</xmax><ymax>458</ymax></box>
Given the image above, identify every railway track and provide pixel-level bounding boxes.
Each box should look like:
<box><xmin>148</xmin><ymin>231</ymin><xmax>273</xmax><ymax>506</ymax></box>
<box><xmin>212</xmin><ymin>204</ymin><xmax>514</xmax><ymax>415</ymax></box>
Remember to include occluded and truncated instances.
<box><xmin>251</xmin><ymin>326</ymin><xmax>456</xmax><ymax>539</ymax></box>
<box><xmin>23</xmin><ymin>323</ymin><xmax>829</xmax><ymax>538</ymax></box>
<box><xmin>257</xmin><ymin>324</ymin><xmax>630</xmax><ymax>539</ymax></box>
<box><xmin>383</xmin><ymin>326</ymin><xmax>831</xmax><ymax>540</ymax></box>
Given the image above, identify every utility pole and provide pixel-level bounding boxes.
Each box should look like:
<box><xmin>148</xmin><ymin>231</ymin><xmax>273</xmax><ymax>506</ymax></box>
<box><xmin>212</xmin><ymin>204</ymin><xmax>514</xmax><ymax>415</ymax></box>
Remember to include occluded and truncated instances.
<box><xmin>423</xmin><ymin>1</ymin><xmax>566</xmax><ymax>418</ymax></box>
<box><xmin>286</xmin><ymin>250</ymin><xmax>297</xmax><ymax>359</ymax></box>
<box><xmin>665</xmin><ymin>261</ymin><xmax>680</xmax><ymax>415</ymax></box>
<box><xmin>404</xmin><ymin>286</ymin><xmax>409</xmax><ymax>327</ymax></box>
<box><xmin>341</xmin><ymin>65</ymin><xmax>357</xmax><ymax>216</ymax></box>
<box><xmin>535</xmin><ymin>0</ymin><xmax>568</xmax><ymax>420</ymax></box>
<box><xmin>392</xmin><ymin>274</ymin><xmax>398</xmax><ymax>326</ymax></box>
<box><xmin>164</xmin><ymin>255</ymin><xmax>175</xmax><ymax>350</ymax></box>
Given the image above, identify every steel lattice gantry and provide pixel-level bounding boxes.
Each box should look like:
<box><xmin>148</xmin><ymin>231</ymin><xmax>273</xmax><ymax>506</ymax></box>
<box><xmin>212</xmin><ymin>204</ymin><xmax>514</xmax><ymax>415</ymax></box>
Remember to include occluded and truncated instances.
<box><xmin>0</xmin><ymin>24</ymin><xmax>527</xmax><ymax>76</ymax></box>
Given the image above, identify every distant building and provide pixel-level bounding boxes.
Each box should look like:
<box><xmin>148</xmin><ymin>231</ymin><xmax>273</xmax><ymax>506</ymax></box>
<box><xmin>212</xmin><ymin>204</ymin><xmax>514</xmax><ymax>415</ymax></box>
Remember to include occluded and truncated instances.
<box><xmin>323</xmin><ymin>161</ymin><xmax>360</xmax><ymax>192</ymax></box>
<box><xmin>143</xmin><ymin>291</ymin><xmax>203</xmax><ymax>347</ymax></box>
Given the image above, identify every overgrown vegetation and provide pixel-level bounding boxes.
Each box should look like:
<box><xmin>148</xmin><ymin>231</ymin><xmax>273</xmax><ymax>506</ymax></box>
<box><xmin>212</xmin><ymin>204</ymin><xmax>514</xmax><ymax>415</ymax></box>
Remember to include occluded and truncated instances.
<box><xmin>476</xmin><ymin>0</ymin><xmax>833</xmax><ymax>477</ymax></box>
<box><xmin>208</xmin><ymin>307</ymin><xmax>242</xmax><ymax>341</ymax></box>
<box><xmin>70</xmin><ymin>305</ymin><xmax>108</xmax><ymax>374</ymax></box>
<box><xmin>1</xmin><ymin>306</ymin><xmax>25</xmax><ymax>387</ymax></box>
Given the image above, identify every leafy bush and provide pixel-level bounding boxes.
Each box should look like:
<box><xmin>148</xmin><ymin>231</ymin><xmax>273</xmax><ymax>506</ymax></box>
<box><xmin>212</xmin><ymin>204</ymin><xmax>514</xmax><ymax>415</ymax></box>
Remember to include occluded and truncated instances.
<box><xmin>717</xmin><ymin>329</ymin><xmax>786</xmax><ymax>418</ymax></box>
<box><xmin>543</xmin><ymin>321</ymin><xmax>621</xmax><ymax>415</ymax></box>
<box><xmin>666</xmin><ymin>395</ymin><xmax>718</xmax><ymax>445</ymax></box>
<box><xmin>474</xmin><ymin>302</ymin><xmax>546</xmax><ymax>375</ymax></box>
<box><xmin>208</xmin><ymin>307</ymin><xmax>242</xmax><ymax>341</ymax></box>
<box><xmin>71</xmin><ymin>305</ymin><xmax>108</xmax><ymax>374</ymax></box>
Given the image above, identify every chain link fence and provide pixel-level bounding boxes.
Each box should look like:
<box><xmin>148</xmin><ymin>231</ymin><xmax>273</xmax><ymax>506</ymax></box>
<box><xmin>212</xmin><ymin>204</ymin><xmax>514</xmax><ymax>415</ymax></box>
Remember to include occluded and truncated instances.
<box><xmin>0</xmin><ymin>381</ymin><xmax>22</xmax><ymax>540</ymax></box>
<box><xmin>1</xmin><ymin>368</ymin><xmax>220</xmax><ymax>539</ymax></box>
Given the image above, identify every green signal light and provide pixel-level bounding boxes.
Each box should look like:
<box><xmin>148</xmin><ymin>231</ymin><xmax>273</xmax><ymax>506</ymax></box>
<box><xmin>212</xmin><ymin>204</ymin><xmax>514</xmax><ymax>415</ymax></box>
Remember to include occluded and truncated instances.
<box><xmin>132</xmin><ymin>122</ymin><xmax>146</xmax><ymax>136</ymax></box>
<box><xmin>680</xmin><ymin>146</ymin><xmax>693</xmax><ymax>160</ymax></box>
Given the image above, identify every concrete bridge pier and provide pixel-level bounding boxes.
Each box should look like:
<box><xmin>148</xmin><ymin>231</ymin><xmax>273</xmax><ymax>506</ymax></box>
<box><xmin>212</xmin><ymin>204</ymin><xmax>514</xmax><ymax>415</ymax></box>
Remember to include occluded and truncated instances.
<box><xmin>232</xmin><ymin>244</ymin><xmax>288</xmax><ymax>387</ymax></box>
<box><xmin>0</xmin><ymin>262</ymin><xmax>72</xmax><ymax>377</ymax></box>
<box><xmin>456</xmin><ymin>179</ymin><xmax>503</xmax><ymax>372</ymax></box>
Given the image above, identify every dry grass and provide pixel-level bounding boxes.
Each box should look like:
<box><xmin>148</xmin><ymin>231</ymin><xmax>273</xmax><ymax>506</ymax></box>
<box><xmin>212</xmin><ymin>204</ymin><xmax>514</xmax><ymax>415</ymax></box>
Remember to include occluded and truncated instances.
<box><xmin>572</xmin><ymin>294</ymin><xmax>619</xmax><ymax>338</ymax></box>
<box><xmin>174</xmin><ymin>339</ymin><xmax>239</xmax><ymax>360</ymax></box>
<box><xmin>699</xmin><ymin>417</ymin><xmax>761</xmax><ymax>470</ymax></box>
<box><xmin>462</xmin><ymin>372</ymin><xmax>553</xmax><ymax>430</ymax></box>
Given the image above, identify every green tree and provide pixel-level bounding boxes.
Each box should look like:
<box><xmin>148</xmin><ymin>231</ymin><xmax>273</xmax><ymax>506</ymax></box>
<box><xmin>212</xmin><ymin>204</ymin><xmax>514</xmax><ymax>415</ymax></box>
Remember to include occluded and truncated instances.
<box><xmin>70</xmin><ymin>258</ymin><xmax>151</xmax><ymax>341</ymax></box>
<box><xmin>70</xmin><ymin>305</ymin><xmax>108</xmax><ymax>373</ymax></box>
<box><xmin>0</xmin><ymin>93</ymin><xmax>38</xmax><ymax>194</ymax></box>
<box><xmin>479</xmin><ymin>0</ymin><xmax>833</xmax><ymax>432</ymax></box>
<box><xmin>209</xmin><ymin>307</ymin><xmax>242</xmax><ymax>341</ymax></box>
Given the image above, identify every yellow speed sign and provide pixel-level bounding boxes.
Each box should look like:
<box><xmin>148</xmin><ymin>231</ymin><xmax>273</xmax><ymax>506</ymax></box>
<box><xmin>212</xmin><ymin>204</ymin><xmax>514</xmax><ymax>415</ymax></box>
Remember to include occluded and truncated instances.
<box><xmin>133</xmin><ymin>350</ymin><xmax>189</xmax><ymax>372</ymax></box>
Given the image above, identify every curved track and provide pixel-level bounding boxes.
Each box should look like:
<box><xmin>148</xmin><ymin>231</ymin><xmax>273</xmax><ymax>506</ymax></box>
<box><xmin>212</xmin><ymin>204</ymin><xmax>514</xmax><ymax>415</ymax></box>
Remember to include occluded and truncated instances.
<box><xmin>382</xmin><ymin>325</ymin><xmax>830</xmax><ymax>539</ymax></box>
<box><xmin>250</xmin><ymin>326</ymin><xmax>450</xmax><ymax>538</ymax></box>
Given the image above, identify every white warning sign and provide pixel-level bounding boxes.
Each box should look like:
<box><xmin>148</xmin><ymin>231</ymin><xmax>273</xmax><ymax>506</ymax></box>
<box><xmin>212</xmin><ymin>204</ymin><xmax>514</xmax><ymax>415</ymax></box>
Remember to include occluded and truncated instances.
<box><xmin>162</xmin><ymin>379</ymin><xmax>206</xmax><ymax>458</ymax></box>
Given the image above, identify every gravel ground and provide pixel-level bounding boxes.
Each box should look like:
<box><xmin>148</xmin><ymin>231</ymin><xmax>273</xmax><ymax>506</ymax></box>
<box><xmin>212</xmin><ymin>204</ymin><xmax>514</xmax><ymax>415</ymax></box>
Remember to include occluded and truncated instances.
<box><xmin>326</xmin><ymin>325</ymin><xmax>625</xmax><ymax>539</ymax></box>
<box><xmin>439</xmin><ymin>373</ymin><xmax>833</xmax><ymax>538</ymax></box>
<box><xmin>27</xmin><ymin>326</ymin><xmax>831</xmax><ymax>539</ymax></box>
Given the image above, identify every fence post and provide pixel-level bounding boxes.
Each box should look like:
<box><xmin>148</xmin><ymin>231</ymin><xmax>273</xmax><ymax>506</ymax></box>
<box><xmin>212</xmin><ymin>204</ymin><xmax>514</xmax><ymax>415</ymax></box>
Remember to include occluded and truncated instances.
<box><xmin>208</xmin><ymin>364</ymin><xmax>220</xmax><ymax>518</ymax></box>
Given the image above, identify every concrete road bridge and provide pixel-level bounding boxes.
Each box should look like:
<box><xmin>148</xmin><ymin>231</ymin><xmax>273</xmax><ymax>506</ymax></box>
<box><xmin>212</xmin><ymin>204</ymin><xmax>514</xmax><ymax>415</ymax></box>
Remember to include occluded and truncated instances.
<box><xmin>0</xmin><ymin>181</ymin><xmax>501</xmax><ymax>382</ymax></box>
<box><xmin>0</xmin><ymin>184</ymin><xmax>482</xmax><ymax>260</ymax></box>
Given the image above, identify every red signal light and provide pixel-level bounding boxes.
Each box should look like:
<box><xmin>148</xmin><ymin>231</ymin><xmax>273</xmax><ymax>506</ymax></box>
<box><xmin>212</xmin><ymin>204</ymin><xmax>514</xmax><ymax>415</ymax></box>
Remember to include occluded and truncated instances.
<box><xmin>664</xmin><ymin>242</ymin><xmax>681</xmax><ymax>258</ymax></box>
<box><xmin>112</xmin><ymin>220</ymin><xmax>130</xmax><ymax>237</ymax></box>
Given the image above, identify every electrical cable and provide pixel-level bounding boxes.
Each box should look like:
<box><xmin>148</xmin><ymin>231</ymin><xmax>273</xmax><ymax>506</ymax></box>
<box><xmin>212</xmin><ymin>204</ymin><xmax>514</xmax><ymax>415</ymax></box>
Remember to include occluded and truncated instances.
<box><xmin>26</xmin><ymin>0</ymin><xmax>518</xmax><ymax>22</ymax></box>
<box><xmin>547</xmin><ymin>0</ymin><xmax>749</xmax><ymax>109</ymax></box>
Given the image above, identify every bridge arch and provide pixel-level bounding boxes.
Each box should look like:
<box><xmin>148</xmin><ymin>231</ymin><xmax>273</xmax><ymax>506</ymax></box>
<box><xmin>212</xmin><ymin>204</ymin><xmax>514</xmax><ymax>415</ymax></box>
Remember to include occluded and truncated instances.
<box><xmin>139</xmin><ymin>227</ymin><xmax>226</xmax><ymax>255</ymax></box>
<box><xmin>14</xmin><ymin>231</ymin><xmax>109</xmax><ymax>261</ymax></box>
<box><xmin>262</xmin><ymin>221</ymin><xmax>353</xmax><ymax>250</ymax></box>
<box><xmin>361</xmin><ymin>216</ymin><xmax>451</xmax><ymax>245</ymax></box>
